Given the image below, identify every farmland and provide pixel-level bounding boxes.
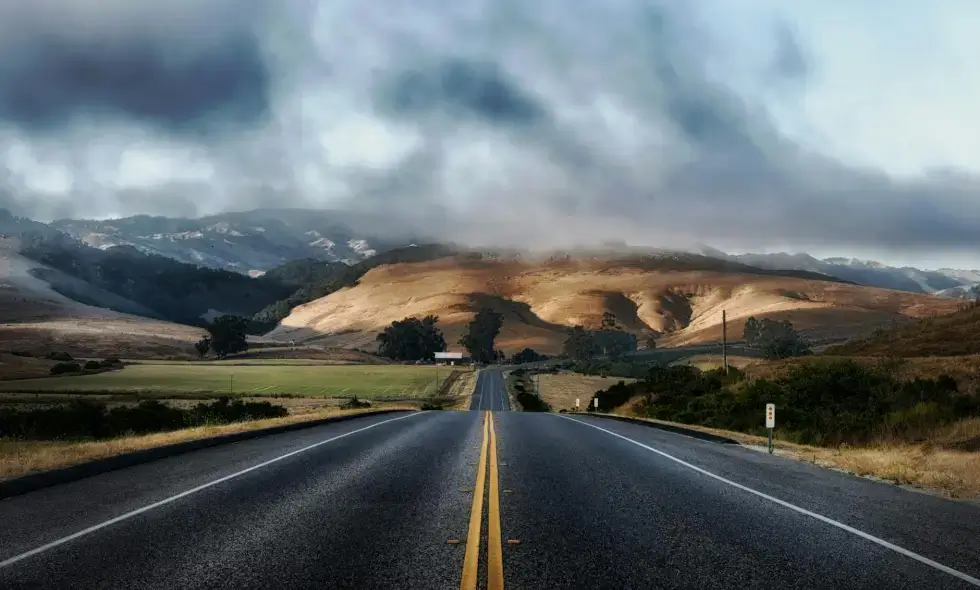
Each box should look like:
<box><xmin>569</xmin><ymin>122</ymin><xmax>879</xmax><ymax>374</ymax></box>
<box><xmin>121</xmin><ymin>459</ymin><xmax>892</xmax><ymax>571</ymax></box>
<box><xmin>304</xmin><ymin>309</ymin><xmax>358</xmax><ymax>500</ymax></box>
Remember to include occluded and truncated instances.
<box><xmin>0</xmin><ymin>362</ymin><xmax>458</xmax><ymax>400</ymax></box>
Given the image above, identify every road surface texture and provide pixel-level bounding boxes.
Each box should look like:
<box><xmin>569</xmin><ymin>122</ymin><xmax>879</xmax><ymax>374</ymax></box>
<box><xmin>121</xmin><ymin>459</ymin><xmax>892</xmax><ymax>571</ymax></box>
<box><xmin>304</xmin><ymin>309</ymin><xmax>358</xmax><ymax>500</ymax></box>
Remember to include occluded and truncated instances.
<box><xmin>468</xmin><ymin>368</ymin><xmax>511</xmax><ymax>411</ymax></box>
<box><xmin>2</xmin><ymin>373</ymin><xmax>978</xmax><ymax>589</ymax></box>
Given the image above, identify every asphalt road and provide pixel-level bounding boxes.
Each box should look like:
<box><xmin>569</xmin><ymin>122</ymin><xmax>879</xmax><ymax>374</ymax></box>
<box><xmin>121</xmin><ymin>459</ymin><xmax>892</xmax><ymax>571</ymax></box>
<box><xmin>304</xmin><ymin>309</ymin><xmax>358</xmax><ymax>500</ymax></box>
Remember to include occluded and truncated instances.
<box><xmin>468</xmin><ymin>368</ymin><xmax>510</xmax><ymax>411</ymax></box>
<box><xmin>2</xmin><ymin>371</ymin><xmax>979</xmax><ymax>589</ymax></box>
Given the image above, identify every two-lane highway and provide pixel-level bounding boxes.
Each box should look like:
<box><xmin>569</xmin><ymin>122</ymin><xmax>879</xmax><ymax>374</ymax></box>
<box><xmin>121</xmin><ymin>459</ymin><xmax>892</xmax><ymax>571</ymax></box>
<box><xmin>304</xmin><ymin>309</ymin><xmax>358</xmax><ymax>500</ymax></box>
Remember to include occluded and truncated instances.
<box><xmin>2</xmin><ymin>370</ymin><xmax>979</xmax><ymax>588</ymax></box>
<box><xmin>468</xmin><ymin>368</ymin><xmax>510</xmax><ymax>411</ymax></box>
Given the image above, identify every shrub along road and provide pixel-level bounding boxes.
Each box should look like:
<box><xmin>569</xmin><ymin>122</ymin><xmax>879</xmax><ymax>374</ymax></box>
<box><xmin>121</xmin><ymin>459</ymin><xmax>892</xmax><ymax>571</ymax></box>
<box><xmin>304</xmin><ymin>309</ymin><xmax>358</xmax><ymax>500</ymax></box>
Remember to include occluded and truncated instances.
<box><xmin>1</xmin><ymin>380</ymin><xmax>979</xmax><ymax>588</ymax></box>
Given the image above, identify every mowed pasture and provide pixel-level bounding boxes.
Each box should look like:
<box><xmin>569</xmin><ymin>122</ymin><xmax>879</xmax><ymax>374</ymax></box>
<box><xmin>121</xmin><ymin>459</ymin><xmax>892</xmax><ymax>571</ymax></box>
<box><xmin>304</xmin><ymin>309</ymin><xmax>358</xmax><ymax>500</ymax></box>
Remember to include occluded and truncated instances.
<box><xmin>0</xmin><ymin>363</ymin><xmax>458</xmax><ymax>400</ymax></box>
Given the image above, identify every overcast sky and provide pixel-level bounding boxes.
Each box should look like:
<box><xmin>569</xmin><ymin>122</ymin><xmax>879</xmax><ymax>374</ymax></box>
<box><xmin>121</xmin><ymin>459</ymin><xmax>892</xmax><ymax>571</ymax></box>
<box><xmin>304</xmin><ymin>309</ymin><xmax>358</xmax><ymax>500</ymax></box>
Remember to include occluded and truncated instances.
<box><xmin>1</xmin><ymin>0</ymin><xmax>979</xmax><ymax>267</ymax></box>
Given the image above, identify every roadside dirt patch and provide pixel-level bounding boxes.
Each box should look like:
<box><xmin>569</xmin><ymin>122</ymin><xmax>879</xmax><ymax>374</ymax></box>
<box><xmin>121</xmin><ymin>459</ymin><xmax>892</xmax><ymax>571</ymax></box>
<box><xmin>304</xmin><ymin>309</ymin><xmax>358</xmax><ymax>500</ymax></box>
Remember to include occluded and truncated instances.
<box><xmin>538</xmin><ymin>373</ymin><xmax>636</xmax><ymax>411</ymax></box>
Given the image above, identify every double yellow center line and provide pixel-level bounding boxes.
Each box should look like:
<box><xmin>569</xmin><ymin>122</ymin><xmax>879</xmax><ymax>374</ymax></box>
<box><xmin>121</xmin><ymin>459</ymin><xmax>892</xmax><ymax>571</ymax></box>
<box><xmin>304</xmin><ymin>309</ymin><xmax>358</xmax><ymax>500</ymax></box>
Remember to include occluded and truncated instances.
<box><xmin>460</xmin><ymin>411</ymin><xmax>504</xmax><ymax>590</ymax></box>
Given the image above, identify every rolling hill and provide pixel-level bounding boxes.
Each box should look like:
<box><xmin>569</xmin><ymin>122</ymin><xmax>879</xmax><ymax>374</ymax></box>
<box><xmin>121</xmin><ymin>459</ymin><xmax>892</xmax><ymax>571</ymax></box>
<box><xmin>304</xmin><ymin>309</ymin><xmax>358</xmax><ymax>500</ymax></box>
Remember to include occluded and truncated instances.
<box><xmin>0</xmin><ymin>237</ymin><xmax>204</xmax><ymax>359</ymax></box>
<box><xmin>267</xmin><ymin>253</ymin><xmax>961</xmax><ymax>355</ymax></box>
<box><xmin>825</xmin><ymin>303</ymin><xmax>980</xmax><ymax>357</ymax></box>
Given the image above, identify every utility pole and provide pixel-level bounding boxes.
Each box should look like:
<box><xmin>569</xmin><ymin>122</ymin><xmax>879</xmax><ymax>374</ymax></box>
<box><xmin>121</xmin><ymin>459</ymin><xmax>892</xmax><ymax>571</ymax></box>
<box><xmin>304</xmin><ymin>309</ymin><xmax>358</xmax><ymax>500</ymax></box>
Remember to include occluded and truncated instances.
<box><xmin>722</xmin><ymin>310</ymin><xmax>729</xmax><ymax>375</ymax></box>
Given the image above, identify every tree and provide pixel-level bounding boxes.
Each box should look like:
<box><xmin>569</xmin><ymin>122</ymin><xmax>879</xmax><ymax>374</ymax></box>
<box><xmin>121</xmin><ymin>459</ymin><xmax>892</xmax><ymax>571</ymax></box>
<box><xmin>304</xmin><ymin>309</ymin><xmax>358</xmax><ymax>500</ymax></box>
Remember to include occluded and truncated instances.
<box><xmin>644</xmin><ymin>333</ymin><xmax>658</xmax><ymax>350</ymax></box>
<box><xmin>563</xmin><ymin>326</ymin><xmax>600</xmax><ymax>361</ymax></box>
<box><xmin>375</xmin><ymin>315</ymin><xmax>447</xmax><ymax>361</ymax></box>
<box><xmin>743</xmin><ymin>316</ymin><xmax>811</xmax><ymax>360</ymax></box>
<box><xmin>194</xmin><ymin>336</ymin><xmax>211</xmax><ymax>360</ymax></box>
<box><xmin>459</xmin><ymin>308</ymin><xmax>505</xmax><ymax>363</ymax></box>
<box><xmin>207</xmin><ymin>315</ymin><xmax>249</xmax><ymax>359</ymax></box>
<box><xmin>594</xmin><ymin>330</ymin><xmax>637</xmax><ymax>360</ymax></box>
<box><xmin>511</xmin><ymin>347</ymin><xmax>545</xmax><ymax>364</ymax></box>
<box><xmin>601</xmin><ymin>311</ymin><xmax>618</xmax><ymax>330</ymax></box>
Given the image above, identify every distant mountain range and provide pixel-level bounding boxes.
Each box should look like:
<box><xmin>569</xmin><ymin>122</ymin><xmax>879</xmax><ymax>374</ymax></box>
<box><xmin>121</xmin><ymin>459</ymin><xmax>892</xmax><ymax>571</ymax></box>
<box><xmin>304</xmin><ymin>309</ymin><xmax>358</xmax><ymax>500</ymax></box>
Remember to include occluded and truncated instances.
<box><xmin>694</xmin><ymin>245</ymin><xmax>980</xmax><ymax>299</ymax></box>
<box><xmin>34</xmin><ymin>208</ymin><xmax>421</xmax><ymax>274</ymax></box>
<box><xmin>3</xmin><ymin>207</ymin><xmax>979</xmax><ymax>300</ymax></box>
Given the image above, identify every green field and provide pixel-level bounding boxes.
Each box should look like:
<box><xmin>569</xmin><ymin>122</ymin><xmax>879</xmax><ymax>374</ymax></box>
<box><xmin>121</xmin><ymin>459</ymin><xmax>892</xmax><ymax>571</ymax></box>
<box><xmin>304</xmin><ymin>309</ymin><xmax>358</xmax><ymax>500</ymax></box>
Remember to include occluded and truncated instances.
<box><xmin>0</xmin><ymin>364</ymin><xmax>458</xmax><ymax>399</ymax></box>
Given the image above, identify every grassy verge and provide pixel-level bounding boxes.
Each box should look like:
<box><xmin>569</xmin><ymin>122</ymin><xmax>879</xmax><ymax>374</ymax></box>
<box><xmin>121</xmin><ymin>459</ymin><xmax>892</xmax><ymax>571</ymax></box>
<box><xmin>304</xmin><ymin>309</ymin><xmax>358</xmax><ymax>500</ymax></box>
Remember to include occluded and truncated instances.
<box><xmin>0</xmin><ymin>405</ymin><xmax>414</xmax><ymax>482</ymax></box>
<box><xmin>445</xmin><ymin>370</ymin><xmax>479</xmax><ymax>410</ymax></box>
<box><xmin>607</xmin><ymin>412</ymin><xmax>980</xmax><ymax>500</ymax></box>
<box><xmin>0</xmin><ymin>364</ymin><xmax>453</xmax><ymax>399</ymax></box>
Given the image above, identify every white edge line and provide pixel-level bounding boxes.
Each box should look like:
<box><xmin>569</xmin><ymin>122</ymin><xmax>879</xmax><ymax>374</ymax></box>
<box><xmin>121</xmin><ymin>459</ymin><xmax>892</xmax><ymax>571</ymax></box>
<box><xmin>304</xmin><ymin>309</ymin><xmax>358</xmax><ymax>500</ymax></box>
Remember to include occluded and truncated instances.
<box><xmin>0</xmin><ymin>411</ymin><xmax>423</xmax><ymax>569</ymax></box>
<box><xmin>557</xmin><ymin>414</ymin><xmax>980</xmax><ymax>587</ymax></box>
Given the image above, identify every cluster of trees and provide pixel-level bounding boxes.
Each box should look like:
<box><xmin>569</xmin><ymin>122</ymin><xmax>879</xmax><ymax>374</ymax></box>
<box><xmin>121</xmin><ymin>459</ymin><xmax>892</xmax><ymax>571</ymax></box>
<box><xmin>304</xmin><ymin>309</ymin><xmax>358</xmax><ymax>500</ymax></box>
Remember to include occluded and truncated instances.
<box><xmin>192</xmin><ymin>315</ymin><xmax>251</xmax><ymax>360</ymax></box>
<box><xmin>561</xmin><ymin>313</ymin><xmax>639</xmax><ymax>361</ymax></box>
<box><xmin>370</xmin><ymin>306</ymin><xmax>507</xmax><ymax>364</ymax></box>
<box><xmin>743</xmin><ymin>317</ymin><xmax>812</xmax><ymax>359</ymax></box>
<box><xmin>510</xmin><ymin>348</ymin><xmax>547</xmax><ymax>364</ymax></box>
<box><xmin>376</xmin><ymin>315</ymin><xmax>447</xmax><ymax>361</ymax></box>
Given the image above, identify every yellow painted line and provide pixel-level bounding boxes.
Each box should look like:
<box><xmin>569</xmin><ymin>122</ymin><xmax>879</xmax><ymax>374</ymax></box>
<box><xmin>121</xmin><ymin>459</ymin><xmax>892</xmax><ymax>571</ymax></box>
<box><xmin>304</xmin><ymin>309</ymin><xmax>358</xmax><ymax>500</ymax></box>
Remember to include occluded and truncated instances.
<box><xmin>488</xmin><ymin>411</ymin><xmax>504</xmax><ymax>590</ymax></box>
<box><xmin>459</xmin><ymin>412</ymin><xmax>489</xmax><ymax>590</ymax></box>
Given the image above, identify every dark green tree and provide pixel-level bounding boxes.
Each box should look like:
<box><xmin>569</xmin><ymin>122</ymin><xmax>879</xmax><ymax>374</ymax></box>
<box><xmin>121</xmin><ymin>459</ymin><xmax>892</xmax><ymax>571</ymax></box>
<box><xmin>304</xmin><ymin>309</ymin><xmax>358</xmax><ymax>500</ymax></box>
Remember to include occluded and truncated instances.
<box><xmin>207</xmin><ymin>315</ymin><xmax>249</xmax><ymax>358</ymax></box>
<box><xmin>594</xmin><ymin>330</ymin><xmax>637</xmax><ymax>360</ymax></box>
<box><xmin>744</xmin><ymin>316</ymin><xmax>811</xmax><ymax>360</ymax></box>
<box><xmin>644</xmin><ymin>333</ymin><xmax>658</xmax><ymax>350</ymax></box>
<box><xmin>601</xmin><ymin>311</ymin><xmax>618</xmax><ymax>330</ymax></box>
<box><xmin>194</xmin><ymin>336</ymin><xmax>211</xmax><ymax>360</ymax></box>
<box><xmin>510</xmin><ymin>347</ymin><xmax>545</xmax><ymax>364</ymax></box>
<box><xmin>562</xmin><ymin>326</ymin><xmax>600</xmax><ymax>361</ymax></box>
<box><xmin>459</xmin><ymin>308</ymin><xmax>505</xmax><ymax>363</ymax></box>
<box><xmin>375</xmin><ymin>315</ymin><xmax>447</xmax><ymax>361</ymax></box>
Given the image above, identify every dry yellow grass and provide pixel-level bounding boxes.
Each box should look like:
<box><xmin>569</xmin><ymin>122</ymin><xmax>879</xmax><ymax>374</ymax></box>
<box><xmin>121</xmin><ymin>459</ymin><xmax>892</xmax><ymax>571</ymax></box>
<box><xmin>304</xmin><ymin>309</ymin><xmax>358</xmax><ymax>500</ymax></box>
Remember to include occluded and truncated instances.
<box><xmin>538</xmin><ymin>373</ymin><xmax>636</xmax><ymax>411</ymax></box>
<box><xmin>0</xmin><ymin>405</ymin><xmax>416</xmax><ymax>481</ymax></box>
<box><xmin>268</xmin><ymin>256</ymin><xmax>958</xmax><ymax>355</ymax></box>
<box><xmin>610</xmin><ymin>413</ymin><xmax>980</xmax><ymax>500</ymax></box>
<box><xmin>0</xmin><ymin>353</ymin><xmax>56</xmax><ymax>380</ymax></box>
<box><xmin>445</xmin><ymin>369</ymin><xmax>479</xmax><ymax>410</ymax></box>
<box><xmin>668</xmin><ymin>354</ymin><xmax>760</xmax><ymax>370</ymax></box>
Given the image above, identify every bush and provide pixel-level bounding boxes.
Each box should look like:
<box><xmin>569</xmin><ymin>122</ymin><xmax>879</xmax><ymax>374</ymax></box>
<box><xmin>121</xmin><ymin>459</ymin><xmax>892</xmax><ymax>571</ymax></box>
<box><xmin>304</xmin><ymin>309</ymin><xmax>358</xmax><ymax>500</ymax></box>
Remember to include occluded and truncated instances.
<box><xmin>101</xmin><ymin>358</ymin><xmax>121</xmax><ymax>367</ymax></box>
<box><xmin>45</xmin><ymin>351</ymin><xmax>74</xmax><ymax>362</ymax></box>
<box><xmin>340</xmin><ymin>396</ymin><xmax>372</xmax><ymax>410</ymax></box>
<box><xmin>50</xmin><ymin>362</ymin><xmax>81</xmax><ymax>375</ymax></box>
<box><xmin>83</xmin><ymin>360</ymin><xmax>103</xmax><ymax>371</ymax></box>
<box><xmin>0</xmin><ymin>397</ymin><xmax>289</xmax><ymax>440</ymax></box>
<box><xmin>587</xmin><ymin>359</ymin><xmax>974</xmax><ymax>446</ymax></box>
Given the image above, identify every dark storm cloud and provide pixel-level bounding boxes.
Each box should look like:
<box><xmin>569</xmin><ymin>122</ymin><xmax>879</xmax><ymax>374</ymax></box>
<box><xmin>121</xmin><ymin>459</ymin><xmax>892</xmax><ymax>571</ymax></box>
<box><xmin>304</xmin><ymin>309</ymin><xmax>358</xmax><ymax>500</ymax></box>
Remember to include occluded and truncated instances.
<box><xmin>0</xmin><ymin>1</ymin><xmax>272</xmax><ymax>135</ymax></box>
<box><xmin>0</xmin><ymin>34</ymin><xmax>271</xmax><ymax>135</ymax></box>
<box><xmin>380</xmin><ymin>58</ymin><xmax>547</xmax><ymax>127</ymax></box>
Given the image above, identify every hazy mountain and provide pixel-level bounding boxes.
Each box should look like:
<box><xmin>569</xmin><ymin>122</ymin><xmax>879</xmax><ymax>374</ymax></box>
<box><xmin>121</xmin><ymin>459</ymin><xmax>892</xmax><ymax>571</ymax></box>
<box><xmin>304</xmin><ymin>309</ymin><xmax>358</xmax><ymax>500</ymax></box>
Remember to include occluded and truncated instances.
<box><xmin>47</xmin><ymin>208</ymin><xmax>424</xmax><ymax>274</ymax></box>
<box><xmin>693</xmin><ymin>245</ymin><xmax>978</xmax><ymax>297</ymax></box>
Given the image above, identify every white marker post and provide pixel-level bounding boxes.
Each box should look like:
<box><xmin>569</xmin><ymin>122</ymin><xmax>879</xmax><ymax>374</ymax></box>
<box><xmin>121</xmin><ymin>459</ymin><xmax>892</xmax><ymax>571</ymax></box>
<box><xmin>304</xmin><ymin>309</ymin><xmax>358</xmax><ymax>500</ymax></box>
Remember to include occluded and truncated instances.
<box><xmin>594</xmin><ymin>398</ymin><xmax>599</xmax><ymax>411</ymax></box>
<box><xmin>575</xmin><ymin>398</ymin><xmax>580</xmax><ymax>411</ymax></box>
<box><xmin>765</xmin><ymin>403</ymin><xmax>775</xmax><ymax>454</ymax></box>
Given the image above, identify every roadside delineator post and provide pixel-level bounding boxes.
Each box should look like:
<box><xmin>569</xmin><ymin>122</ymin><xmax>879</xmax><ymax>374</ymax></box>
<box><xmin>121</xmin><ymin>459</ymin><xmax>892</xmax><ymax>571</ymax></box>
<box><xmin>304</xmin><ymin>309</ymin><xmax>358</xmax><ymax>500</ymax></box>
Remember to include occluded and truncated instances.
<box><xmin>765</xmin><ymin>403</ymin><xmax>775</xmax><ymax>454</ymax></box>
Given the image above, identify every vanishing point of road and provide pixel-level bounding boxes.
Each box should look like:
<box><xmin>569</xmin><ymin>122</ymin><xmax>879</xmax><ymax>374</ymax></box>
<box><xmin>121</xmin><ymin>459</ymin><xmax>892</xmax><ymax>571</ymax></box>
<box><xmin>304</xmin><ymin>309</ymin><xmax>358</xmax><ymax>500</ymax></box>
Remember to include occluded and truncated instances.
<box><xmin>1</xmin><ymin>369</ymin><xmax>979</xmax><ymax>589</ymax></box>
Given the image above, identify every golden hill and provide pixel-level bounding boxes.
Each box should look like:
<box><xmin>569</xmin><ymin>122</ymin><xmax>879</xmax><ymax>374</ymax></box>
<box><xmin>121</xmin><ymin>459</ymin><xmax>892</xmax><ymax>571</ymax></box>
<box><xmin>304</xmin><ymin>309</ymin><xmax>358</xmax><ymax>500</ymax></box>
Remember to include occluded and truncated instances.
<box><xmin>268</xmin><ymin>256</ymin><xmax>961</xmax><ymax>354</ymax></box>
<box><xmin>0</xmin><ymin>238</ymin><xmax>202</xmax><ymax>359</ymax></box>
<box><xmin>825</xmin><ymin>304</ymin><xmax>980</xmax><ymax>357</ymax></box>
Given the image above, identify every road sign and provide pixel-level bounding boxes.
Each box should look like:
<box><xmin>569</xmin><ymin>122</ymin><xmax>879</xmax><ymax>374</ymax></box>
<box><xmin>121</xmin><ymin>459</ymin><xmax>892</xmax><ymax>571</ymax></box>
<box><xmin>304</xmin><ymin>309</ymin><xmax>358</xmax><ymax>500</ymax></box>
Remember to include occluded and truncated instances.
<box><xmin>435</xmin><ymin>352</ymin><xmax>463</xmax><ymax>359</ymax></box>
<box><xmin>765</xmin><ymin>403</ymin><xmax>775</xmax><ymax>428</ymax></box>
